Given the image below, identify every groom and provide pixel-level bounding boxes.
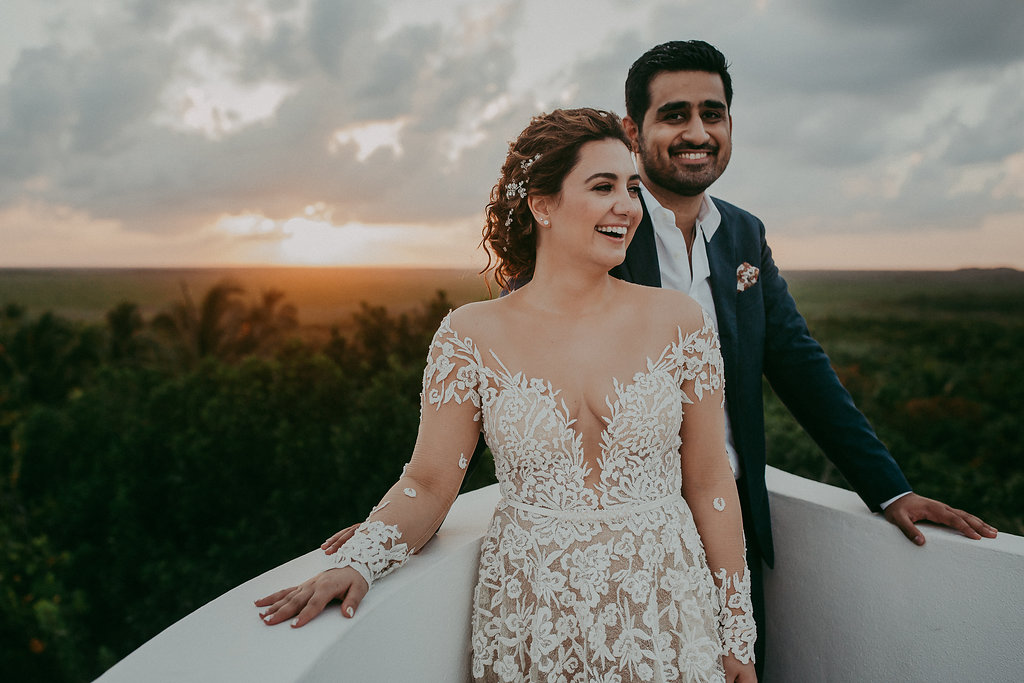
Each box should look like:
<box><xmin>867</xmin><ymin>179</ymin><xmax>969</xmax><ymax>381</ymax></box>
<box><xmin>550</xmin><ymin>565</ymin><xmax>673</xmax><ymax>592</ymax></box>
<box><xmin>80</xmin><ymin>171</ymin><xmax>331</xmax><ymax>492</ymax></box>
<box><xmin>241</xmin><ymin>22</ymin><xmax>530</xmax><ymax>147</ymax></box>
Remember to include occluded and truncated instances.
<box><xmin>617</xmin><ymin>40</ymin><xmax>997</xmax><ymax>676</ymax></box>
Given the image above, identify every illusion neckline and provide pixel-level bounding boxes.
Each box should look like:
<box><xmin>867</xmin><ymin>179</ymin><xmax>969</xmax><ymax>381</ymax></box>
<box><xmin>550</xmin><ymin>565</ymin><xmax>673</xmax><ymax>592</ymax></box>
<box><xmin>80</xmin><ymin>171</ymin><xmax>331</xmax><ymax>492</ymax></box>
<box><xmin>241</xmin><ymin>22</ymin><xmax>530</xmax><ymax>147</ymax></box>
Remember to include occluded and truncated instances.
<box><xmin>439</xmin><ymin>312</ymin><xmax>692</xmax><ymax>462</ymax></box>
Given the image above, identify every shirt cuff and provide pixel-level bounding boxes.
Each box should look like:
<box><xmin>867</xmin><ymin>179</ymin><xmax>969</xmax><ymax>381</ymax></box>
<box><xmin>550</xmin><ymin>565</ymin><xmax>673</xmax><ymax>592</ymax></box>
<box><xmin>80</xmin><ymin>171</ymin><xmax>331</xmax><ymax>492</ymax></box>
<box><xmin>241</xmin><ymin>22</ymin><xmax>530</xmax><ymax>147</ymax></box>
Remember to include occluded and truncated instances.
<box><xmin>880</xmin><ymin>491</ymin><xmax>912</xmax><ymax>510</ymax></box>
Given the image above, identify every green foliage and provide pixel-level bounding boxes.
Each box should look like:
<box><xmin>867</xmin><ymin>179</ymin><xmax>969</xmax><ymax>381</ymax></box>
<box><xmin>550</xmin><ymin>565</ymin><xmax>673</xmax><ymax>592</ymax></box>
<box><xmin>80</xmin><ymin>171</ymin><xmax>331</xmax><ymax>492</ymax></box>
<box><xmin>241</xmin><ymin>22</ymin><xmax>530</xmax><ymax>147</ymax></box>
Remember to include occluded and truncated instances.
<box><xmin>1</xmin><ymin>312</ymin><xmax>104</xmax><ymax>405</ymax></box>
<box><xmin>1</xmin><ymin>272</ymin><xmax>1021</xmax><ymax>682</ymax></box>
<box><xmin>0</xmin><ymin>520</ymin><xmax>90</xmax><ymax>682</ymax></box>
<box><xmin>150</xmin><ymin>281</ymin><xmax>300</xmax><ymax>368</ymax></box>
<box><xmin>0</xmin><ymin>284</ymin><xmax>467</xmax><ymax>682</ymax></box>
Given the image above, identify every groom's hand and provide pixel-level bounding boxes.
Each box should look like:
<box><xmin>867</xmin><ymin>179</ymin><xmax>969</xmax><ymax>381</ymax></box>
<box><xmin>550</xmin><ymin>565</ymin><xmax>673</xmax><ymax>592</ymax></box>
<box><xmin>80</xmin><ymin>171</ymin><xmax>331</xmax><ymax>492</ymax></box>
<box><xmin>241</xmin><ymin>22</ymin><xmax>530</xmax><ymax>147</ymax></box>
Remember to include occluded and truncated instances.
<box><xmin>883</xmin><ymin>493</ymin><xmax>998</xmax><ymax>546</ymax></box>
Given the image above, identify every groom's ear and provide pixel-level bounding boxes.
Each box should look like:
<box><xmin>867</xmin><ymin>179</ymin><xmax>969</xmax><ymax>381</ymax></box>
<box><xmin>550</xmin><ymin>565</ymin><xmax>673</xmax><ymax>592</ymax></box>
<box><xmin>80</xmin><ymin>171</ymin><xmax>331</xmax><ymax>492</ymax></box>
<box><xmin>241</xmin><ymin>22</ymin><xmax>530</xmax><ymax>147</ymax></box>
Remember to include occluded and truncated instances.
<box><xmin>623</xmin><ymin>116</ymin><xmax>641</xmax><ymax>152</ymax></box>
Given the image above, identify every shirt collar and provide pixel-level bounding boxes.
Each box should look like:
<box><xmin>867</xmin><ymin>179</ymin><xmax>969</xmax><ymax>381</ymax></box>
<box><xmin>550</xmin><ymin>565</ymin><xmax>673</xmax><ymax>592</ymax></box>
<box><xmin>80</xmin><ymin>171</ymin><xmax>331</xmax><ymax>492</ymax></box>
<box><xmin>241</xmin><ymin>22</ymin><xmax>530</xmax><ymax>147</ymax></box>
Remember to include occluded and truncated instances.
<box><xmin>641</xmin><ymin>185</ymin><xmax>721</xmax><ymax>242</ymax></box>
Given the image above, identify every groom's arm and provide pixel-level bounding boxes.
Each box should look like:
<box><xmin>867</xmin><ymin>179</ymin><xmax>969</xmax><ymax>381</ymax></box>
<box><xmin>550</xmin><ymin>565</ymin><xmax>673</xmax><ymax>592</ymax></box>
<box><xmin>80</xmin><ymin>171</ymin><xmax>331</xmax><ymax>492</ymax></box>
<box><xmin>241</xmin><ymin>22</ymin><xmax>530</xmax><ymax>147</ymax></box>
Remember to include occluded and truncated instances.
<box><xmin>754</xmin><ymin>225</ymin><xmax>996</xmax><ymax>543</ymax></box>
<box><xmin>756</xmin><ymin>236</ymin><xmax>909</xmax><ymax>509</ymax></box>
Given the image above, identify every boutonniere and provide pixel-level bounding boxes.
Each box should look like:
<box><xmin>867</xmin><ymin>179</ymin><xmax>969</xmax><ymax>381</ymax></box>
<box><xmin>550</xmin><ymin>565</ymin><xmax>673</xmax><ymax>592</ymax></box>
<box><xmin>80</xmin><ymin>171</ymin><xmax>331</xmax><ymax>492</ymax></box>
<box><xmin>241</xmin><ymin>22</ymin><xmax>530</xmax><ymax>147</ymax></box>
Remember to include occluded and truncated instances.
<box><xmin>736</xmin><ymin>262</ymin><xmax>760</xmax><ymax>292</ymax></box>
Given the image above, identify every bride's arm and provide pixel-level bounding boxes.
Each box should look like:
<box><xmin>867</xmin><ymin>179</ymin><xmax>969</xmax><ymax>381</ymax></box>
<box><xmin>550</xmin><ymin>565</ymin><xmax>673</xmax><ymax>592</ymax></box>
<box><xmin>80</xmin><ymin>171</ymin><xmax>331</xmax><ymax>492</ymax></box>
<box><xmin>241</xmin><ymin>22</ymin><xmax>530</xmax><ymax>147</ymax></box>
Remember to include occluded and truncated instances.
<box><xmin>256</xmin><ymin>313</ymin><xmax>484</xmax><ymax>627</ymax></box>
<box><xmin>321</xmin><ymin>434</ymin><xmax>488</xmax><ymax>556</ymax></box>
<box><xmin>676</xmin><ymin>311</ymin><xmax>756</xmax><ymax>679</ymax></box>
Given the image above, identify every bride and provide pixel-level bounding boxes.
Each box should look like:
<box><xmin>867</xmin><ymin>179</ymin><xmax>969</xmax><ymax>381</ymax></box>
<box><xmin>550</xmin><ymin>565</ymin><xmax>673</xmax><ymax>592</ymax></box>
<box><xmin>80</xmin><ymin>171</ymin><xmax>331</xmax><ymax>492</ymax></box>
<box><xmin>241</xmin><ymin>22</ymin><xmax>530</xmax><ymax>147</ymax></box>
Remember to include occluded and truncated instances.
<box><xmin>256</xmin><ymin>108</ymin><xmax>756</xmax><ymax>683</ymax></box>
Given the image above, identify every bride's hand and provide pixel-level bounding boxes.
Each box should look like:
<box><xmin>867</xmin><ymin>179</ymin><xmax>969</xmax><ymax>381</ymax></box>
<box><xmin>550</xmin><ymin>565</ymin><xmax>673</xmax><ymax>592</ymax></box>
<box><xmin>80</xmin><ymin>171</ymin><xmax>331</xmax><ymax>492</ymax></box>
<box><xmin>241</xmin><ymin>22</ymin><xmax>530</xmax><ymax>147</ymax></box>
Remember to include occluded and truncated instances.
<box><xmin>321</xmin><ymin>523</ymin><xmax>360</xmax><ymax>555</ymax></box>
<box><xmin>254</xmin><ymin>567</ymin><xmax>368</xmax><ymax>627</ymax></box>
<box><xmin>723</xmin><ymin>655</ymin><xmax>756</xmax><ymax>683</ymax></box>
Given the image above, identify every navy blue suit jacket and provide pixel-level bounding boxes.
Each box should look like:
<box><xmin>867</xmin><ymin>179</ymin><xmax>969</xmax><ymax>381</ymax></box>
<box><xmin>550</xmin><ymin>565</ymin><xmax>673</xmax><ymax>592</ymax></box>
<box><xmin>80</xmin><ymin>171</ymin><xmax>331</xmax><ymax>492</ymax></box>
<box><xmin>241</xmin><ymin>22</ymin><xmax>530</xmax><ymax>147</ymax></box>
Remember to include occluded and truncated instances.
<box><xmin>610</xmin><ymin>196</ymin><xmax>911</xmax><ymax>566</ymax></box>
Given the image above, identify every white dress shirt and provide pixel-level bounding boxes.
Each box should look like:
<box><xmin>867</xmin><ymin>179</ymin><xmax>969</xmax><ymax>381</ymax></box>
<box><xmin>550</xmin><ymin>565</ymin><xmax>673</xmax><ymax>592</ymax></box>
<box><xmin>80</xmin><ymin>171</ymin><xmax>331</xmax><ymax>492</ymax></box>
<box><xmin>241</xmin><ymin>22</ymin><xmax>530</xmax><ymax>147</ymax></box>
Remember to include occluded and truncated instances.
<box><xmin>644</xmin><ymin>186</ymin><xmax>742</xmax><ymax>478</ymax></box>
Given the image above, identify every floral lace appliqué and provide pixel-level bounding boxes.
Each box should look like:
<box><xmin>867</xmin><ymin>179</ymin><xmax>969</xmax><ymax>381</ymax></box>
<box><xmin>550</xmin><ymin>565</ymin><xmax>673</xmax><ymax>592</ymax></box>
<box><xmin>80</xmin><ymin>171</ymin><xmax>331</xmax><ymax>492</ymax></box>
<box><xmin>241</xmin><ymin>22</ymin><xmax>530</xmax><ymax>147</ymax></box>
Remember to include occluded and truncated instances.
<box><xmin>422</xmin><ymin>315</ymin><xmax>484</xmax><ymax>419</ymax></box>
<box><xmin>330</xmin><ymin>520</ymin><xmax>409</xmax><ymax>588</ymax></box>
<box><xmin>715</xmin><ymin>566</ymin><xmax>756</xmax><ymax>664</ymax></box>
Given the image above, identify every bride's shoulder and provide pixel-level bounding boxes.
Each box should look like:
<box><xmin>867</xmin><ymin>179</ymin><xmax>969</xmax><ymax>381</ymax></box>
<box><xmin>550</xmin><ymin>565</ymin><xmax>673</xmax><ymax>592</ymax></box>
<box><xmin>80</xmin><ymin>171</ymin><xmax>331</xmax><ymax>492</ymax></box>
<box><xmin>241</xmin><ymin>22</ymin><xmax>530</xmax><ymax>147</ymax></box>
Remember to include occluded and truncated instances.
<box><xmin>441</xmin><ymin>298</ymin><xmax>505</xmax><ymax>340</ymax></box>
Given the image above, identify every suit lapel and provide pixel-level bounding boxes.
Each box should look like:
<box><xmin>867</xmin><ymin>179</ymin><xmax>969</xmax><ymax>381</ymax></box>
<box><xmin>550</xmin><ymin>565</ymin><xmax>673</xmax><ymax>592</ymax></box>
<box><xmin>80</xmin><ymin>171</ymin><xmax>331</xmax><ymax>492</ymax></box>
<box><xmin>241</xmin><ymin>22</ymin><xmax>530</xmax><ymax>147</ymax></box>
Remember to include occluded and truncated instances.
<box><xmin>706</xmin><ymin>218</ymin><xmax>739</xmax><ymax>384</ymax></box>
<box><xmin>614</xmin><ymin>194</ymin><xmax>662</xmax><ymax>287</ymax></box>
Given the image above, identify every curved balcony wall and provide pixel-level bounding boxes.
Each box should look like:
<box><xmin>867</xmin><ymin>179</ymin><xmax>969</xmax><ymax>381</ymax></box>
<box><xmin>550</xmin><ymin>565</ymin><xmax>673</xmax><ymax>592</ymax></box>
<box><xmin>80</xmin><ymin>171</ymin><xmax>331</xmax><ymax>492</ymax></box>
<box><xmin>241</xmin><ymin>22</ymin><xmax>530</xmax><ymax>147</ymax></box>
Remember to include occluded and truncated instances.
<box><xmin>97</xmin><ymin>468</ymin><xmax>1024</xmax><ymax>682</ymax></box>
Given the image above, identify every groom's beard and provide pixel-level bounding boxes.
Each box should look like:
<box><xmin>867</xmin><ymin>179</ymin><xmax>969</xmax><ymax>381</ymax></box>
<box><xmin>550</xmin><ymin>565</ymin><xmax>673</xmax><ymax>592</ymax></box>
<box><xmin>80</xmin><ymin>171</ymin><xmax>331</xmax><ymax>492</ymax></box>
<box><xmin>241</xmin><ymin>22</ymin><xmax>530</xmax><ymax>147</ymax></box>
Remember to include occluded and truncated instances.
<box><xmin>637</xmin><ymin>138</ymin><xmax>731</xmax><ymax>197</ymax></box>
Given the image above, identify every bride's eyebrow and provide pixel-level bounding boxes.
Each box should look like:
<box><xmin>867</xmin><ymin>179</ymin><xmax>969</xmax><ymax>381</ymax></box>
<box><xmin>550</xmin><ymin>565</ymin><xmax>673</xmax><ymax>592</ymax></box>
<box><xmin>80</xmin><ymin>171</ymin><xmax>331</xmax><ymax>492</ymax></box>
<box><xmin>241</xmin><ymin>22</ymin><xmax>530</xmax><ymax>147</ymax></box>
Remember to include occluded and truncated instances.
<box><xmin>583</xmin><ymin>172</ymin><xmax>642</xmax><ymax>184</ymax></box>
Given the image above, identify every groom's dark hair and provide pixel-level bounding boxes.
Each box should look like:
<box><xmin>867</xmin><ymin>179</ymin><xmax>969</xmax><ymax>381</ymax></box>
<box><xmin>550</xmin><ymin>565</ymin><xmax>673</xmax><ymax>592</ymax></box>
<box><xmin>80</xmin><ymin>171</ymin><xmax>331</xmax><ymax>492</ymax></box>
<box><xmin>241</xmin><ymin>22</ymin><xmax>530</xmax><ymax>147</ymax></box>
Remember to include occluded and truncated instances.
<box><xmin>625</xmin><ymin>40</ymin><xmax>733</xmax><ymax>131</ymax></box>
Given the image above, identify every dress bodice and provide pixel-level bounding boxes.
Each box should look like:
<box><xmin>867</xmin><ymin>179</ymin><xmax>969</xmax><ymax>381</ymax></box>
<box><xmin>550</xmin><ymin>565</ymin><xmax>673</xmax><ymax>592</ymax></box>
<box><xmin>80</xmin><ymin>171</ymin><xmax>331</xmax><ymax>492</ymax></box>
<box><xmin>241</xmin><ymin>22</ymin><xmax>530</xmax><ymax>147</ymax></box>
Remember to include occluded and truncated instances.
<box><xmin>423</xmin><ymin>311</ymin><xmax>725</xmax><ymax>511</ymax></box>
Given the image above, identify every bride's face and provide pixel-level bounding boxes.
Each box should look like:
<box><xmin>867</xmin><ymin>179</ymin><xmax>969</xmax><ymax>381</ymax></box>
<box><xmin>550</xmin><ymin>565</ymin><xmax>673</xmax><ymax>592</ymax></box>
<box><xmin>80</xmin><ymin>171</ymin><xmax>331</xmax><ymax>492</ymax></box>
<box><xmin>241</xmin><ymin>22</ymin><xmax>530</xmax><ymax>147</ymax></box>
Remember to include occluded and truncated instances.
<box><xmin>536</xmin><ymin>138</ymin><xmax>642</xmax><ymax>270</ymax></box>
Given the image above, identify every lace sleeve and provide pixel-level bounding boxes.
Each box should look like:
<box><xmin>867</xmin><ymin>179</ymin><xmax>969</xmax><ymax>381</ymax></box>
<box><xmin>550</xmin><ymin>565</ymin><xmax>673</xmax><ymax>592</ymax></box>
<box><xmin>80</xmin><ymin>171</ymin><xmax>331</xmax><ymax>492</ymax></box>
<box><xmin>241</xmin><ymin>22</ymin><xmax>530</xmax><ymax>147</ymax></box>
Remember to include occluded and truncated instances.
<box><xmin>329</xmin><ymin>312</ymin><xmax>483</xmax><ymax>586</ymax></box>
<box><xmin>675</xmin><ymin>310</ymin><xmax>756</xmax><ymax>664</ymax></box>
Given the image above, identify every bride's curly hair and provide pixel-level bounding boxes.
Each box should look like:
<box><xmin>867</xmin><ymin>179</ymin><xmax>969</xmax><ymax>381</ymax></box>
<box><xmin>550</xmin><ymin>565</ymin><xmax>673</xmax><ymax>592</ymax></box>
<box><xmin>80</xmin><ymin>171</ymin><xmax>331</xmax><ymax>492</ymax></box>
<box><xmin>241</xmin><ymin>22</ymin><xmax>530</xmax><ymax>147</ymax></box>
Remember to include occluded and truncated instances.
<box><xmin>481</xmin><ymin>108</ymin><xmax>632</xmax><ymax>292</ymax></box>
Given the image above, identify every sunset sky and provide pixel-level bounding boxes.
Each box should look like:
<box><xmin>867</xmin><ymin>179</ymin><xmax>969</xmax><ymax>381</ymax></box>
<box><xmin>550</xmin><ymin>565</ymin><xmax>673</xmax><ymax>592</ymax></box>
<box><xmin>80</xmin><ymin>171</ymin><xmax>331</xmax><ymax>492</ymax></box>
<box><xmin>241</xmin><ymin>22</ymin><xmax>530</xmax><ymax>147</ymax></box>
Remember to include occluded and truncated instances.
<box><xmin>2</xmin><ymin>0</ymin><xmax>1023</xmax><ymax>270</ymax></box>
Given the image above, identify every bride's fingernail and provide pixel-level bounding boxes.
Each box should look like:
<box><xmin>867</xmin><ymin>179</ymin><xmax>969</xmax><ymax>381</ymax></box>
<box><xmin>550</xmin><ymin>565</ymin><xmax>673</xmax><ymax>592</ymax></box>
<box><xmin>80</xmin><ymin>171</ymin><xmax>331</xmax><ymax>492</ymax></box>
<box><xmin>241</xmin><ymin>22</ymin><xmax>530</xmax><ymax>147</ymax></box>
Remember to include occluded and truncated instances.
<box><xmin>345</xmin><ymin>606</ymin><xmax>354</xmax><ymax>618</ymax></box>
<box><xmin>291</xmin><ymin>618</ymin><xmax>299</xmax><ymax>627</ymax></box>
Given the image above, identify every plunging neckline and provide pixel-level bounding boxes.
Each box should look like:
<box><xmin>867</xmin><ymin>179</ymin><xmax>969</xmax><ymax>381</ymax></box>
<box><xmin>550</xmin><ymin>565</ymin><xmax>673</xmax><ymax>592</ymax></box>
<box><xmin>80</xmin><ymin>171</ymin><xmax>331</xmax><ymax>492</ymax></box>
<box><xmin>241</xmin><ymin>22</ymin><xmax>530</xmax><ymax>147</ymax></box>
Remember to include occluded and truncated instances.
<box><xmin>483</xmin><ymin>339</ymin><xmax>680</xmax><ymax>441</ymax></box>
<box><xmin>443</xmin><ymin>315</ymin><xmax>690</xmax><ymax>465</ymax></box>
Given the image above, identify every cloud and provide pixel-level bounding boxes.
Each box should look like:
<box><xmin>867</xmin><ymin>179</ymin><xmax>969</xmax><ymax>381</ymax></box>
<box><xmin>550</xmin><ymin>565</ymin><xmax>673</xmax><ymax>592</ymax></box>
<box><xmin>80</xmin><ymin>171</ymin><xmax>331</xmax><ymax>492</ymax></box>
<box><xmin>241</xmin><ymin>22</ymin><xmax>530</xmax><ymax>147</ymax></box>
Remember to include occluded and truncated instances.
<box><xmin>559</xmin><ymin>32</ymin><xmax>648</xmax><ymax>113</ymax></box>
<box><xmin>791</xmin><ymin>0</ymin><xmax>1024</xmax><ymax>67</ymax></box>
<box><xmin>0</xmin><ymin>0</ymin><xmax>533</xmax><ymax>236</ymax></box>
<box><xmin>306</xmin><ymin>0</ymin><xmax>381</xmax><ymax>79</ymax></box>
<box><xmin>1</xmin><ymin>0</ymin><xmax>1022</xmax><ymax>268</ymax></box>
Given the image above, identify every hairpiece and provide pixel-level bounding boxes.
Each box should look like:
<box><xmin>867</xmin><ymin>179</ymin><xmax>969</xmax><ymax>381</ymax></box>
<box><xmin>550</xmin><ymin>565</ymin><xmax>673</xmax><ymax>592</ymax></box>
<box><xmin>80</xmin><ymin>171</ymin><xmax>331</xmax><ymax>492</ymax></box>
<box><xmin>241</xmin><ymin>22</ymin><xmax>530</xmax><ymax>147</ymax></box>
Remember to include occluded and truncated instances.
<box><xmin>504</xmin><ymin>153</ymin><xmax>543</xmax><ymax>201</ymax></box>
<box><xmin>502</xmin><ymin>153</ymin><xmax>543</xmax><ymax>228</ymax></box>
<box><xmin>504</xmin><ymin>180</ymin><xmax>526</xmax><ymax>200</ymax></box>
<box><xmin>520</xmin><ymin>153</ymin><xmax>542</xmax><ymax>172</ymax></box>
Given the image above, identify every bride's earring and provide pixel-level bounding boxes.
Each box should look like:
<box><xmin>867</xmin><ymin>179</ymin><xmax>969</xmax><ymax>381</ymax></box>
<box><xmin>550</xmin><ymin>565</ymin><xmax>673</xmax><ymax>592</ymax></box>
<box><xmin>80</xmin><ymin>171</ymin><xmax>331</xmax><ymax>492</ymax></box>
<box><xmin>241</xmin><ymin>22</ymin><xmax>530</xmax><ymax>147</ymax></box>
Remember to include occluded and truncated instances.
<box><xmin>541</xmin><ymin>218</ymin><xmax>550</xmax><ymax>226</ymax></box>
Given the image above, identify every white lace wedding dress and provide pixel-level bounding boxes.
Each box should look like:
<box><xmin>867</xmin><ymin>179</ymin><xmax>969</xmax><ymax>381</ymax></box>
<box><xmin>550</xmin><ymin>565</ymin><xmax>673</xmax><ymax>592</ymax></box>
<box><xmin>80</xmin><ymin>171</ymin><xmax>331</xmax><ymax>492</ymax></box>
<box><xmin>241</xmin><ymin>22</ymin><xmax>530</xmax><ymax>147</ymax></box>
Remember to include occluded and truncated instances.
<box><xmin>330</xmin><ymin>309</ymin><xmax>755</xmax><ymax>682</ymax></box>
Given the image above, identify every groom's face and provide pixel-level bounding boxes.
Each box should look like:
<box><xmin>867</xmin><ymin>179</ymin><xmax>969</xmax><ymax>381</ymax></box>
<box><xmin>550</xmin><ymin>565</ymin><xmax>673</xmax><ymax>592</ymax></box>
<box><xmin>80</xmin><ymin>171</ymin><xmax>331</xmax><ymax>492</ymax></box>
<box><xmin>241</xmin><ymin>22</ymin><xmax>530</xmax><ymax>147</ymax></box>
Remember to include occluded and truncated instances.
<box><xmin>625</xmin><ymin>70</ymin><xmax>733</xmax><ymax>198</ymax></box>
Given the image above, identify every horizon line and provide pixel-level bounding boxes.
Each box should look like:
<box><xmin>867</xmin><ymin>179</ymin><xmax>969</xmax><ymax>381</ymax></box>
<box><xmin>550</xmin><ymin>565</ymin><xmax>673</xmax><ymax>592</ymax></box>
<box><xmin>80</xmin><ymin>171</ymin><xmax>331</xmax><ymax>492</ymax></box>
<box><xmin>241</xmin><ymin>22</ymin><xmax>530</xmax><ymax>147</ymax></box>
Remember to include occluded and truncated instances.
<box><xmin>1</xmin><ymin>264</ymin><xmax>1022</xmax><ymax>274</ymax></box>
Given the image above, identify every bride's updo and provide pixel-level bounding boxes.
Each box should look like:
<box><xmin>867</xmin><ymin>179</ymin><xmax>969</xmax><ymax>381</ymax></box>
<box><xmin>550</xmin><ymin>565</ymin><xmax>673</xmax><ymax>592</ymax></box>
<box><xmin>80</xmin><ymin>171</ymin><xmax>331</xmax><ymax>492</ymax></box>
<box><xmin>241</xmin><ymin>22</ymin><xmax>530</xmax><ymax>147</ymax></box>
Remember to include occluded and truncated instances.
<box><xmin>482</xmin><ymin>108</ymin><xmax>632</xmax><ymax>291</ymax></box>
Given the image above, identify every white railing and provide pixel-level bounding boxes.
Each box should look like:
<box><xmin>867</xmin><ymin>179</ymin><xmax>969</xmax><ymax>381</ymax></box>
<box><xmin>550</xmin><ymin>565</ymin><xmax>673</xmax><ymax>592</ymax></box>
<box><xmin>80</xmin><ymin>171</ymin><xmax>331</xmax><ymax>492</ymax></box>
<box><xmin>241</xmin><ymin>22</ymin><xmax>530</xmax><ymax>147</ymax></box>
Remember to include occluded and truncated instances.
<box><xmin>759</xmin><ymin>468</ymin><xmax>1023</xmax><ymax>682</ymax></box>
<box><xmin>97</xmin><ymin>468</ymin><xmax>1024</xmax><ymax>682</ymax></box>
